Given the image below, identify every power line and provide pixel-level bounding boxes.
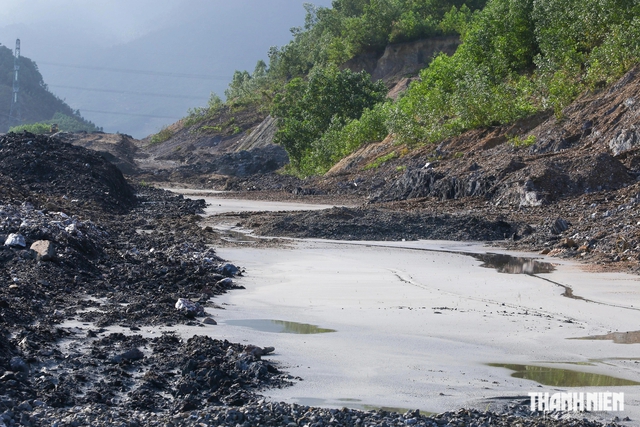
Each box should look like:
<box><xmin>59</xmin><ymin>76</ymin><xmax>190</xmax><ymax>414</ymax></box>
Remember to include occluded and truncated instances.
<box><xmin>79</xmin><ymin>109</ymin><xmax>182</xmax><ymax>120</ymax></box>
<box><xmin>49</xmin><ymin>84</ymin><xmax>208</xmax><ymax>100</ymax></box>
<box><xmin>38</xmin><ymin>61</ymin><xmax>233</xmax><ymax>81</ymax></box>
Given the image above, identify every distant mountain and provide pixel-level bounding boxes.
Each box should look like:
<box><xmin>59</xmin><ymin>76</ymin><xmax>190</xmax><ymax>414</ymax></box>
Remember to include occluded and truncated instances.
<box><xmin>2</xmin><ymin>1</ymin><xmax>332</xmax><ymax>139</ymax></box>
<box><xmin>0</xmin><ymin>44</ymin><xmax>98</xmax><ymax>133</ymax></box>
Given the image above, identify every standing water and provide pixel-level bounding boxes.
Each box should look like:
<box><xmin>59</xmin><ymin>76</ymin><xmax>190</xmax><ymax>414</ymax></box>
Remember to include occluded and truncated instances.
<box><xmin>180</xmin><ymin>191</ymin><xmax>640</xmax><ymax>417</ymax></box>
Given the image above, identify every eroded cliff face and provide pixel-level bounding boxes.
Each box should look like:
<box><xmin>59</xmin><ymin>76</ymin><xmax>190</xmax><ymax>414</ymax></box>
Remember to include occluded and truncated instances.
<box><xmin>342</xmin><ymin>36</ymin><xmax>460</xmax><ymax>86</ymax></box>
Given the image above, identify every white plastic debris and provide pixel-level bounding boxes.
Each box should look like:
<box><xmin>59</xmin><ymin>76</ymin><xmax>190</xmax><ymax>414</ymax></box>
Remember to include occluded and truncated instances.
<box><xmin>4</xmin><ymin>233</ymin><xmax>26</xmax><ymax>248</ymax></box>
<box><xmin>175</xmin><ymin>298</ymin><xmax>202</xmax><ymax>314</ymax></box>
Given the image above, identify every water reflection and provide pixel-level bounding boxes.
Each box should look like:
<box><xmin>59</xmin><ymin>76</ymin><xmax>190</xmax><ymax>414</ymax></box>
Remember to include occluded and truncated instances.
<box><xmin>473</xmin><ymin>253</ymin><xmax>555</xmax><ymax>275</ymax></box>
<box><xmin>225</xmin><ymin>319</ymin><xmax>336</xmax><ymax>334</ymax></box>
<box><xmin>489</xmin><ymin>363</ymin><xmax>640</xmax><ymax>387</ymax></box>
<box><xmin>572</xmin><ymin>330</ymin><xmax>640</xmax><ymax>344</ymax></box>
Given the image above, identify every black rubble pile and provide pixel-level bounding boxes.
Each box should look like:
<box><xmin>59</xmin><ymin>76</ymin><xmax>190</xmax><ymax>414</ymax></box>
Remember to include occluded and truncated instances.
<box><xmin>238</xmin><ymin>206</ymin><xmax>517</xmax><ymax>242</ymax></box>
<box><xmin>0</xmin><ymin>186</ymin><xmax>242</xmax><ymax>328</ymax></box>
<box><xmin>0</xmin><ymin>133</ymin><xmax>288</xmax><ymax>423</ymax></box>
<box><xmin>0</xmin><ymin>132</ymin><xmax>135</xmax><ymax>213</ymax></box>
<box><xmin>7</xmin><ymin>331</ymin><xmax>290</xmax><ymax>415</ymax></box>
<box><xmin>0</xmin><ymin>401</ymin><xmax>621</xmax><ymax>426</ymax></box>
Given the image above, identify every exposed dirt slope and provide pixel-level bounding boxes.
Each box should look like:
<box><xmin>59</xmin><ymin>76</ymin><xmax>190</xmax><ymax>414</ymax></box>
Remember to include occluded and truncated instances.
<box><xmin>342</xmin><ymin>36</ymin><xmax>460</xmax><ymax>87</ymax></box>
<box><xmin>137</xmin><ymin>106</ymin><xmax>289</xmax><ymax>180</ymax></box>
<box><xmin>62</xmin><ymin>131</ymin><xmax>143</xmax><ymax>175</ymax></box>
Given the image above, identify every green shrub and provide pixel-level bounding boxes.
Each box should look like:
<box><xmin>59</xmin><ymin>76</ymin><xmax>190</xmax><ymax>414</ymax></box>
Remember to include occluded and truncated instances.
<box><xmin>9</xmin><ymin>123</ymin><xmax>51</xmax><ymax>134</ymax></box>
<box><xmin>303</xmin><ymin>102</ymin><xmax>391</xmax><ymax>175</ymax></box>
<box><xmin>364</xmin><ymin>151</ymin><xmax>398</xmax><ymax>170</ymax></box>
<box><xmin>508</xmin><ymin>134</ymin><xmax>536</xmax><ymax>148</ymax></box>
<box><xmin>9</xmin><ymin>112</ymin><xmax>100</xmax><ymax>134</ymax></box>
<box><xmin>389</xmin><ymin>0</ymin><xmax>640</xmax><ymax>146</ymax></box>
<box><xmin>150</xmin><ymin>126</ymin><xmax>174</xmax><ymax>145</ymax></box>
<box><xmin>271</xmin><ymin>65</ymin><xmax>387</xmax><ymax>174</ymax></box>
<box><xmin>49</xmin><ymin>112</ymin><xmax>100</xmax><ymax>133</ymax></box>
<box><xmin>183</xmin><ymin>92</ymin><xmax>224</xmax><ymax>126</ymax></box>
<box><xmin>268</xmin><ymin>0</ymin><xmax>488</xmax><ymax>80</ymax></box>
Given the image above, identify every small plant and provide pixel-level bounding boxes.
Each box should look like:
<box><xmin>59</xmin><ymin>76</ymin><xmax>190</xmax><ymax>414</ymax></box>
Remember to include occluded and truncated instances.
<box><xmin>183</xmin><ymin>92</ymin><xmax>225</xmax><ymax>126</ymax></box>
<box><xmin>396</xmin><ymin>165</ymin><xmax>407</xmax><ymax>172</ymax></box>
<box><xmin>150</xmin><ymin>126</ymin><xmax>174</xmax><ymax>145</ymax></box>
<box><xmin>453</xmin><ymin>151</ymin><xmax>464</xmax><ymax>159</ymax></box>
<box><xmin>9</xmin><ymin>123</ymin><xmax>51</xmax><ymax>134</ymax></box>
<box><xmin>364</xmin><ymin>151</ymin><xmax>397</xmax><ymax>170</ymax></box>
<box><xmin>199</xmin><ymin>125</ymin><xmax>223</xmax><ymax>133</ymax></box>
<box><xmin>509</xmin><ymin>134</ymin><xmax>536</xmax><ymax>148</ymax></box>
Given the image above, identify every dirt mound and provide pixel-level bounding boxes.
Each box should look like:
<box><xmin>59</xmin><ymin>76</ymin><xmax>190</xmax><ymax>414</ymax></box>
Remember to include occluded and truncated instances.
<box><xmin>142</xmin><ymin>106</ymin><xmax>265</xmax><ymax>161</ymax></box>
<box><xmin>239</xmin><ymin>206</ymin><xmax>517</xmax><ymax>241</ymax></box>
<box><xmin>136</xmin><ymin>109</ymin><xmax>289</xmax><ymax>180</ymax></box>
<box><xmin>63</xmin><ymin>131</ymin><xmax>142</xmax><ymax>175</ymax></box>
<box><xmin>0</xmin><ymin>132</ymin><xmax>136</xmax><ymax>213</ymax></box>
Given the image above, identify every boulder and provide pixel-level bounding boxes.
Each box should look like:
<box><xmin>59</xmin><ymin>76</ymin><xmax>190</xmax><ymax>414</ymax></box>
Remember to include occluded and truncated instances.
<box><xmin>30</xmin><ymin>240</ymin><xmax>55</xmax><ymax>261</ymax></box>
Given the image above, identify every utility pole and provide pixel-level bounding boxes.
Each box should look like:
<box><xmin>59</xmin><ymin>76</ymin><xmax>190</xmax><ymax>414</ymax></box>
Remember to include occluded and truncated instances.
<box><xmin>9</xmin><ymin>39</ymin><xmax>20</xmax><ymax>124</ymax></box>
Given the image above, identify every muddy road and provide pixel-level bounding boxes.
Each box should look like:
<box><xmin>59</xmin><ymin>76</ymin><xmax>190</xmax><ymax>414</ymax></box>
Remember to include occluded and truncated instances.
<box><xmin>0</xmin><ymin>132</ymin><xmax>631</xmax><ymax>426</ymax></box>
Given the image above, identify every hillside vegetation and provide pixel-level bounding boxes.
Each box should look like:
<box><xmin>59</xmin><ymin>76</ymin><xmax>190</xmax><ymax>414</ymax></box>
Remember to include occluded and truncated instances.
<box><xmin>169</xmin><ymin>0</ymin><xmax>640</xmax><ymax>177</ymax></box>
<box><xmin>0</xmin><ymin>44</ymin><xmax>100</xmax><ymax>133</ymax></box>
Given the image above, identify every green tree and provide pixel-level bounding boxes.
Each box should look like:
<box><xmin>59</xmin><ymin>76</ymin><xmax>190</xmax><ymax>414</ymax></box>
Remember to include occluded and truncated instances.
<box><xmin>271</xmin><ymin>65</ymin><xmax>387</xmax><ymax>173</ymax></box>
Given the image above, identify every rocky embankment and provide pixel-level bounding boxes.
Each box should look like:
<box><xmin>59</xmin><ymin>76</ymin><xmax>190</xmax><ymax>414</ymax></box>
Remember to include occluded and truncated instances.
<box><xmin>203</xmin><ymin>66</ymin><xmax>640</xmax><ymax>274</ymax></box>
<box><xmin>0</xmin><ymin>132</ymin><xmax>623</xmax><ymax>426</ymax></box>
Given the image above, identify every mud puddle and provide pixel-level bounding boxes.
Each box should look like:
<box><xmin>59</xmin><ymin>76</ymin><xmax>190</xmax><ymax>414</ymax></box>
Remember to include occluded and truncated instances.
<box><xmin>571</xmin><ymin>330</ymin><xmax>640</xmax><ymax>344</ymax></box>
<box><xmin>489</xmin><ymin>363</ymin><xmax>640</xmax><ymax>387</ymax></box>
<box><xmin>224</xmin><ymin>319</ymin><xmax>336</xmax><ymax>334</ymax></box>
<box><xmin>473</xmin><ymin>253</ymin><xmax>555</xmax><ymax>275</ymax></box>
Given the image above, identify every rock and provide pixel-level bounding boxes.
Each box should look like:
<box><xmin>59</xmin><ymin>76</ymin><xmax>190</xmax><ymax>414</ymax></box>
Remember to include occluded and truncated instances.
<box><xmin>422</xmin><ymin>162</ymin><xmax>436</xmax><ymax>170</ymax></box>
<box><xmin>16</xmin><ymin>401</ymin><xmax>32</xmax><ymax>412</ymax></box>
<box><xmin>112</xmin><ymin>348</ymin><xmax>144</xmax><ymax>363</ymax></box>
<box><xmin>561</xmin><ymin>238</ymin><xmax>578</xmax><ymax>248</ymax></box>
<box><xmin>539</xmin><ymin>248</ymin><xmax>551</xmax><ymax>255</ymax></box>
<box><xmin>221</xmin><ymin>263</ymin><xmax>240</xmax><ymax>277</ymax></box>
<box><xmin>217</xmin><ymin>277</ymin><xmax>233</xmax><ymax>287</ymax></box>
<box><xmin>30</xmin><ymin>240</ymin><xmax>55</xmax><ymax>261</ymax></box>
<box><xmin>202</xmin><ymin>317</ymin><xmax>217</xmax><ymax>325</ymax></box>
<box><xmin>551</xmin><ymin>217</ymin><xmax>570</xmax><ymax>234</ymax></box>
<box><xmin>547</xmin><ymin>248</ymin><xmax>566</xmax><ymax>257</ymax></box>
<box><xmin>4</xmin><ymin>234</ymin><xmax>25</xmax><ymax>248</ymax></box>
<box><xmin>9</xmin><ymin>357</ymin><xmax>28</xmax><ymax>376</ymax></box>
<box><xmin>175</xmin><ymin>298</ymin><xmax>204</xmax><ymax>316</ymax></box>
<box><xmin>244</xmin><ymin>345</ymin><xmax>275</xmax><ymax>358</ymax></box>
<box><xmin>609</xmin><ymin>128</ymin><xmax>640</xmax><ymax>156</ymax></box>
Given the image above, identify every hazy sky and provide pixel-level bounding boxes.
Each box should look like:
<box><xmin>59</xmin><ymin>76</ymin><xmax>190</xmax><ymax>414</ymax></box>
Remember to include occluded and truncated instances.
<box><xmin>0</xmin><ymin>0</ymin><xmax>333</xmax><ymax>137</ymax></box>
